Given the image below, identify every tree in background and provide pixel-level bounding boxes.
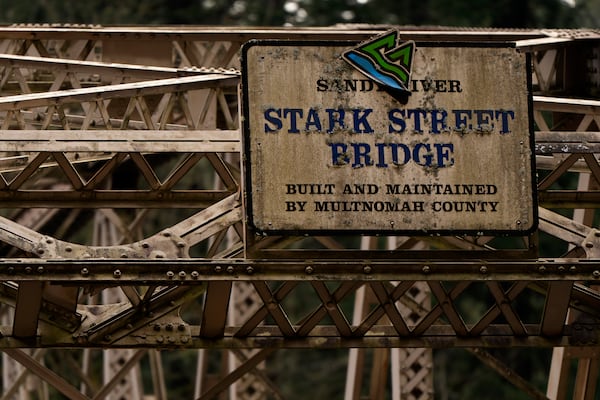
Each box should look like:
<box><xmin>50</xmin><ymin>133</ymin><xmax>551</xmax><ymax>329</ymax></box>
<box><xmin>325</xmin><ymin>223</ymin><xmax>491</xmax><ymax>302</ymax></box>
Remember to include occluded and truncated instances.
<box><xmin>0</xmin><ymin>0</ymin><xmax>596</xmax><ymax>27</ymax></box>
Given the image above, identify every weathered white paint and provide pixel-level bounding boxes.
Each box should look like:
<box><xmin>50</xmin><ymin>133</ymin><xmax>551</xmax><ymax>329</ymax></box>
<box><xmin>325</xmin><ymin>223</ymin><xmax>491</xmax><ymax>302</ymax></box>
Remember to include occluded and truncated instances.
<box><xmin>243</xmin><ymin>42</ymin><xmax>534</xmax><ymax>233</ymax></box>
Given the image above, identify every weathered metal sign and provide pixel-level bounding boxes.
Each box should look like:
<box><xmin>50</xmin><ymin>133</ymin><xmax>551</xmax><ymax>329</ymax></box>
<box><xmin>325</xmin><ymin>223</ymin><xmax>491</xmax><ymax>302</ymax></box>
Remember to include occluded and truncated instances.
<box><xmin>242</xmin><ymin>33</ymin><xmax>535</xmax><ymax>234</ymax></box>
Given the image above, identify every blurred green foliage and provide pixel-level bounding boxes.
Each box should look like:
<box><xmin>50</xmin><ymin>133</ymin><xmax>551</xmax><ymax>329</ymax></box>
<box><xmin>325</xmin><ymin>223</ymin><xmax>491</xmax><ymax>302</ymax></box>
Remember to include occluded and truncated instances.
<box><xmin>0</xmin><ymin>0</ymin><xmax>597</xmax><ymax>28</ymax></box>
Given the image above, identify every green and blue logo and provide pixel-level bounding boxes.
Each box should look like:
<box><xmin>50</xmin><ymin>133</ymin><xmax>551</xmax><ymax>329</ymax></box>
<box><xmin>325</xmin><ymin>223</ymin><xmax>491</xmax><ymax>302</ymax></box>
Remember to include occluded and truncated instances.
<box><xmin>343</xmin><ymin>30</ymin><xmax>415</xmax><ymax>95</ymax></box>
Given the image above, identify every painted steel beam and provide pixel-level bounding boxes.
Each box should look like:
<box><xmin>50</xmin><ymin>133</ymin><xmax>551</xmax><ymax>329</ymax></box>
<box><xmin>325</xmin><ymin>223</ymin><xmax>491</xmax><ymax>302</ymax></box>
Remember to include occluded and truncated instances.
<box><xmin>0</xmin><ymin>258</ymin><xmax>596</xmax><ymax>282</ymax></box>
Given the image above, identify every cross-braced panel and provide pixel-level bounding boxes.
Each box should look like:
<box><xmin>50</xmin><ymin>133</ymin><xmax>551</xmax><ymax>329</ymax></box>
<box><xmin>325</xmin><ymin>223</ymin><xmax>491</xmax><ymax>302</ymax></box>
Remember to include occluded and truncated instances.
<box><xmin>0</xmin><ymin>26</ymin><xmax>596</xmax><ymax>400</ymax></box>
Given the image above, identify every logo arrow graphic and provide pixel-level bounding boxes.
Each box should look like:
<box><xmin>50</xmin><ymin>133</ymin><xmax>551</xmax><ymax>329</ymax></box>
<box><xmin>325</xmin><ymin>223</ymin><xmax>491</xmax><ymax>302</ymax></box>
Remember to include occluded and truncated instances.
<box><xmin>343</xmin><ymin>30</ymin><xmax>415</xmax><ymax>94</ymax></box>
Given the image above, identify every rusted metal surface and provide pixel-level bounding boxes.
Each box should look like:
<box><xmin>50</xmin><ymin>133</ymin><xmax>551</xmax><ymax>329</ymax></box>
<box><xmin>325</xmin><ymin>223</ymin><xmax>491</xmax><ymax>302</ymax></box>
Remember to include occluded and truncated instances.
<box><xmin>0</xmin><ymin>25</ymin><xmax>596</xmax><ymax>399</ymax></box>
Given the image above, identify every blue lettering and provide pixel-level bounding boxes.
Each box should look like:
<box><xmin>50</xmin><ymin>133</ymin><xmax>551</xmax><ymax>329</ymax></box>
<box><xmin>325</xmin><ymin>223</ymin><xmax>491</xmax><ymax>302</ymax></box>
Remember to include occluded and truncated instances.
<box><xmin>326</xmin><ymin>108</ymin><xmax>345</xmax><ymax>133</ymax></box>
<box><xmin>351</xmin><ymin>143</ymin><xmax>372</xmax><ymax>167</ymax></box>
<box><xmin>305</xmin><ymin>108</ymin><xmax>322</xmax><ymax>132</ymax></box>
<box><xmin>329</xmin><ymin>143</ymin><xmax>349</xmax><ymax>165</ymax></box>
<box><xmin>352</xmin><ymin>109</ymin><xmax>374</xmax><ymax>133</ymax></box>
<box><xmin>474</xmin><ymin>109</ymin><xmax>494</xmax><ymax>130</ymax></box>
<box><xmin>453</xmin><ymin>110</ymin><xmax>472</xmax><ymax>131</ymax></box>
<box><xmin>375</xmin><ymin>143</ymin><xmax>387</xmax><ymax>167</ymax></box>
<box><xmin>283</xmin><ymin>108</ymin><xmax>303</xmax><ymax>133</ymax></box>
<box><xmin>407</xmin><ymin>109</ymin><xmax>427</xmax><ymax>133</ymax></box>
<box><xmin>431</xmin><ymin>109</ymin><xmax>448</xmax><ymax>134</ymax></box>
<box><xmin>495</xmin><ymin>110</ymin><xmax>515</xmax><ymax>134</ymax></box>
<box><xmin>392</xmin><ymin>143</ymin><xmax>411</xmax><ymax>165</ymax></box>
<box><xmin>413</xmin><ymin>143</ymin><xmax>433</xmax><ymax>166</ymax></box>
<box><xmin>388</xmin><ymin>109</ymin><xmax>406</xmax><ymax>133</ymax></box>
<box><xmin>264</xmin><ymin>108</ymin><xmax>282</xmax><ymax>133</ymax></box>
<box><xmin>435</xmin><ymin>143</ymin><xmax>454</xmax><ymax>167</ymax></box>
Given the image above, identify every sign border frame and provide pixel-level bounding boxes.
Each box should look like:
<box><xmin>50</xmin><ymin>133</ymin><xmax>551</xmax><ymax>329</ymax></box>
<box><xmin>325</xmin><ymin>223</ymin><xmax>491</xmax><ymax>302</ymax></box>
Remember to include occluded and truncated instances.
<box><xmin>241</xmin><ymin>39</ymin><xmax>537</xmax><ymax>237</ymax></box>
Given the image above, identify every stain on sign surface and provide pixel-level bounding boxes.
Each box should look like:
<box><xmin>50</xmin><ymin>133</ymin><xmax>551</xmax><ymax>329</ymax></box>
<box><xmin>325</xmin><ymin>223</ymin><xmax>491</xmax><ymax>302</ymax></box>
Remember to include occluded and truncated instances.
<box><xmin>242</xmin><ymin>38</ymin><xmax>535</xmax><ymax>234</ymax></box>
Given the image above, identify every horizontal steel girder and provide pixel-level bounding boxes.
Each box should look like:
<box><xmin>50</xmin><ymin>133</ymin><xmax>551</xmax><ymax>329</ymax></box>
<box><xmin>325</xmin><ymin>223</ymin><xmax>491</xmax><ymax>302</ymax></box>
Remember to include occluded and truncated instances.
<box><xmin>0</xmin><ymin>258</ymin><xmax>598</xmax><ymax>282</ymax></box>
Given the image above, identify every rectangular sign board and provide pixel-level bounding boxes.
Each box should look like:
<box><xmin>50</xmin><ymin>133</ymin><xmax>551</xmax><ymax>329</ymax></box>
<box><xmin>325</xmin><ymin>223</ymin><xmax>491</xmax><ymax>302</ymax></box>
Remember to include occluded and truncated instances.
<box><xmin>242</xmin><ymin>38</ymin><xmax>536</xmax><ymax>235</ymax></box>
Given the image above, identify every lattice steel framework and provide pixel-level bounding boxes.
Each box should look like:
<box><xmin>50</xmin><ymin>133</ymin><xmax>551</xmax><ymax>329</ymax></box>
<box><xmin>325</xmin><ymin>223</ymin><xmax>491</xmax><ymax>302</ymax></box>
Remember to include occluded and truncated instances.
<box><xmin>0</xmin><ymin>26</ymin><xmax>596</xmax><ymax>399</ymax></box>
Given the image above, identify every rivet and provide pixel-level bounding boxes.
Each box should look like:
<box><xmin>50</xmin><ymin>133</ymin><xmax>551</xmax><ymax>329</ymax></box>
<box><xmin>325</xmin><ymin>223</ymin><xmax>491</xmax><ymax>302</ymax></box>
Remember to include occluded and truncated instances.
<box><xmin>178</xmin><ymin>271</ymin><xmax>186</xmax><ymax>279</ymax></box>
<box><xmin>558</xmin><ymin>266</ymin><xmax>566</xmax><ymax>272</ymax></box>
<box><xmin>191</xmin><ymin>271</ymin><xmax>199</xmax><ymax>279</ymax></box>
<box><xmin>178</xmin><ymin>323</ymin><xmax>186</xmax><ymax>331</ymax></box>
<box><xmin>363</xmin><ymin>265</ymin><xmax>372</xmax><ymax>274</ymax></box>
<box><xmin>120</xmin><ymin>253</ymin><xmax>128</xmax><ymax>258</ymax></box>
<box><xmin>7</xmin><ymin>267</ymin><xmax>14</xmax><ymax>274</ymax></box>
<box><xmin>162</xmin><ymin>231</ymin><xmax>171</xmax><ymax>237</ymax></box>
<box><xmin>166</xmin><ymin>323</ymin><xmax>174</xmax><ymax>331</ymax></box>
<box><xmin>104</xmin><ymin>335</ymin><xmax>112</xmax><ymax>341</ymax></box>
<box><xmin>25</xmin><ymin>267</ymin><xmax>32</xmax><ymax>274</ymax></box>
<box><xmin>226</xmin><ymin>266</ymin><xmax>234</xmax><ymax>274</ymax></box>
<box><xmin>36</xmin><ymin>249</ymin><xmax>44</xmax><ymax>255</ymax></box>
<box><xmin>156</xmin><ymin>336</ymin><xmax>164</xmax><ymax>343</ymax></box>
<box><xmin>593</xmin><ymin>270</ymin><xmax>600</xmax><ymax>279</ymax></box>
<box><xmin>126</xmin><ymin>323</ymin><xmax>133</xmax><ymax>330</ymax></box>
<box><xmin>181</xmin><ymin>336</ymin><xmax>189</xmax><ymax>344</ymax></box>
<box><xmin>539</xmin><ymin>266</ymin><xmax>546</xmax><ymax>273</ymax></box>
<box><xmin>569</xmin><ymin>266</ymin><xmax>577</xmax><ymax>272</ymax></box>
<box><xmin>305</xmin><ymin>266</ymin><xmax>314</xmax><ymax>274</ymax></box>
<box><xmin>177</xmin><ymin>241</ymin><xmax>186</xmax><ymax>248</ymax></box>
<box><xmin>142</xmin><ymin>242</ymin><xmax>150</xmax><ymax>249</ymax></box>
<box><xmin>246</xmin><ymin>266</ymin><xmax>254</xmax><ymax>274</ymax></box>
<box><xmin>168</xmin><ymin>336</ymin><xmax>176</xmax><ymax>344</ymax></box>
<box><xmin>154</xmin><ymin>324</ymin><xmax>161</xmax><ymax>331</ymax></box>
<box><xmin>37</xmin><ymin>266</ymin><xmax>44</xmax><ymax>274</ymax></box>
<box><xmin>214</xmin><ymin>266</ymin><xmax>222</xmax><ymax>273</ymax></box>
<box><xmin>480</xmin><ymin>265</ymin><xmax>488</xmax><ymax>274</ymax></box>
<box><xmin>166</xmin><ymin>271</ymin><xmax>175</xmax><ymax>279</ymax></box>
<box><xmin>422</xmin><ymin>265</ymin><xmax>431</xmax><ymax>274</ymax></box>
<box><xmin>81</xmin><ymin>268</ymin><xmax>89</xmax><ymax>276</ymax></box>
<box><xmin>113</xmin><ymin>269</ymin><xmax>121</xmax><ymax>278</ymax></box>
<box><xmin>65</xmin><ymin>246</ymin><xmax>72</xmax><ymax>253</ymax></box>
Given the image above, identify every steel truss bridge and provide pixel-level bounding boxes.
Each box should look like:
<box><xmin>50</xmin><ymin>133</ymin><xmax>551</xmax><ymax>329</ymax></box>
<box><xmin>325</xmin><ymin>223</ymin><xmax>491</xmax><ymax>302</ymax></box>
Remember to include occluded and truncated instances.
<box><xmin>0</xmin><ymin>25</ymin><xmax>596</xmax><ymax>399</ymax></box>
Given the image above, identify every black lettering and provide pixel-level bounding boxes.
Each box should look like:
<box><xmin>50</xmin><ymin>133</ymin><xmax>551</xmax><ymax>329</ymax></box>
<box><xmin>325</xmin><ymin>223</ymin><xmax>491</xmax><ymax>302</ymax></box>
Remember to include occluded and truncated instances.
<box><xmin>316</xmin><ymin>79</ymin><xmax>328</xmax><ymax>92</ymax></box>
